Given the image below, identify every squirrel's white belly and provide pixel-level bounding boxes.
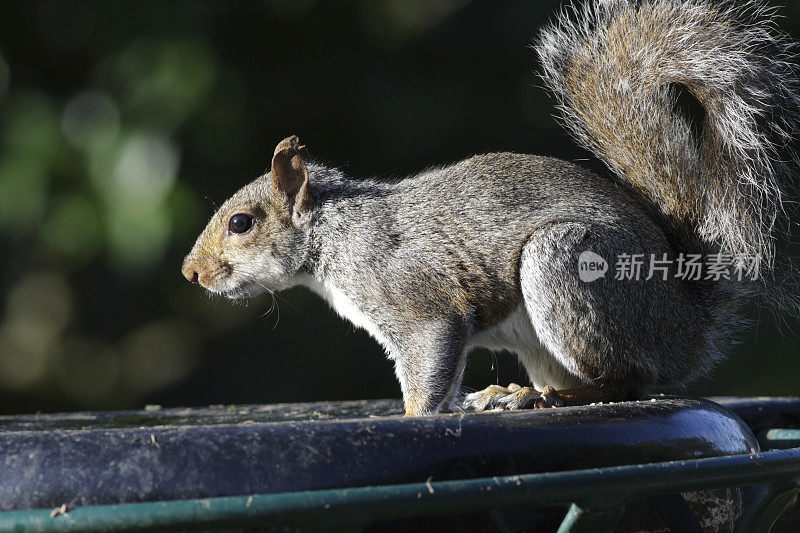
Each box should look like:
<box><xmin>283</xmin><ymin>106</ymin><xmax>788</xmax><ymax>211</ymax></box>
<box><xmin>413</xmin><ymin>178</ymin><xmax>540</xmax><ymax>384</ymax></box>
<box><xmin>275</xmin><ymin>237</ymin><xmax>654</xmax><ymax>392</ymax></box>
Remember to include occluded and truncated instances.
<box><xmin>468</xmin><ymin>306</ymin><xmax>540</xmax><ymax>352</ymax></box>
<box><xmin>302</xmin><ymin>273</ymin><xmax>578</xmax><ymax>389</ymax></box>
<box><xmin>467</xmin><ymin>306</ymin><xmax>579</xmax><ymax>390</ymax></box>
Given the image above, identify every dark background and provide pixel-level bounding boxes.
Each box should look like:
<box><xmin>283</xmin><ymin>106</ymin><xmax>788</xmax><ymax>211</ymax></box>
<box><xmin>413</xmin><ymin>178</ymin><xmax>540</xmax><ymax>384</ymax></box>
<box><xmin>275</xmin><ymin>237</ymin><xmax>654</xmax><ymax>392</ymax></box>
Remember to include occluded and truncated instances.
<box><xmin>0</xmin><ymin>0</ymin><xmax>797</xmax><ymax>415</ymax></box>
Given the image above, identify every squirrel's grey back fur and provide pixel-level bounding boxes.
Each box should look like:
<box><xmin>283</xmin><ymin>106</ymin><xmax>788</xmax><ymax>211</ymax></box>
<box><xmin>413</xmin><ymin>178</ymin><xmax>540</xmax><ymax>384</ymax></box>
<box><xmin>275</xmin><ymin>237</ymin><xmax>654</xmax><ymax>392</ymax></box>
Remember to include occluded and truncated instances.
<box><xmin>182</xmin><ymin>0</ymin><xmax>799</xmax><ymax>415</ymax></box>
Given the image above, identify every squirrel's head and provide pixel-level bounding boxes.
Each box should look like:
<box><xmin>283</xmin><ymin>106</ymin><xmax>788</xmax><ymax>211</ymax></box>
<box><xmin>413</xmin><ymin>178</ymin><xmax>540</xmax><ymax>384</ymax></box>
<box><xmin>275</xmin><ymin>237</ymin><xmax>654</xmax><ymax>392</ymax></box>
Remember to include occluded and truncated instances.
<box><xmin>181</xmin><ymin>135</ymin><xmax>315</xmax><ymax>299</ymax></box>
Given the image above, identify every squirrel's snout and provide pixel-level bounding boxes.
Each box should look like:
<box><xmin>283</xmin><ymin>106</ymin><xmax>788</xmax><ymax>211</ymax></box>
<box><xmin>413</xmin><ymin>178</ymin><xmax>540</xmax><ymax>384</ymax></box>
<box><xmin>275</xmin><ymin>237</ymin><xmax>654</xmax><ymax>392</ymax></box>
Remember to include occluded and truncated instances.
<box><xmin>181</xmin><ymin>258</ymin><xmax>200</xmax><ymax>284</ymax></box>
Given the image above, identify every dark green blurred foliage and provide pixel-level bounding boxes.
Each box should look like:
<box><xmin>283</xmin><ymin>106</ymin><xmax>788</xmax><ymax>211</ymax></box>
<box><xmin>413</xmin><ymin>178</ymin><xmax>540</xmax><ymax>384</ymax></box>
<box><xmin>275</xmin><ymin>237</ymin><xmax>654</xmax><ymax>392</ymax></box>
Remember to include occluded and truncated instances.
<box><xmin>0</xmin><ymin>0</ymin><xmax>797</xmax><ymax>414</ymax></box>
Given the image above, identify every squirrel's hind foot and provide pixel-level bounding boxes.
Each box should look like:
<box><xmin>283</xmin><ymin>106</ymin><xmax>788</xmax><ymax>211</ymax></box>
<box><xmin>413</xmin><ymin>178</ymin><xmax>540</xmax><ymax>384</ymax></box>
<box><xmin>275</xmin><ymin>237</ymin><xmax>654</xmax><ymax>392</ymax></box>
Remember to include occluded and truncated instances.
<box><xmin>463</xmin><ymin>383</ymin><xmax>548</xmax><ymax>411</ymax></box>
<box><xmin>464</xmin><ymin>383</ymin><xmax>636</xmax><ymax>411</ymax></box>
<box><xmin>463</xmin><ymin>383</ymin><xmax>523</xmax><ymax>410</ymax></box>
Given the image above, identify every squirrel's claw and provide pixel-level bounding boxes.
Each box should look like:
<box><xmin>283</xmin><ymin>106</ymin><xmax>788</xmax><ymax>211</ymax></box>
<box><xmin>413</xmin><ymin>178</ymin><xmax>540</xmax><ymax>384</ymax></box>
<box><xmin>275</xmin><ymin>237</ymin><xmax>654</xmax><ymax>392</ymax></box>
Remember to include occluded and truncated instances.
<box><xmin>531</xmin><ymin>385</ymin><xmax>564</xmax><ymax>408</ymax></box>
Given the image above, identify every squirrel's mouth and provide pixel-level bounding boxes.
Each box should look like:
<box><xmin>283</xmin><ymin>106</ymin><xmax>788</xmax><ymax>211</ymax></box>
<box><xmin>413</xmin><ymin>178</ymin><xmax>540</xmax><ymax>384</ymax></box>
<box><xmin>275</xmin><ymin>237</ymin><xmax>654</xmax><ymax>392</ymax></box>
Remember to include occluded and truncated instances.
<box><xmin>195</xmin><ymin>261</ymin><xmax>264</xmax><ymax>300</ymax></box>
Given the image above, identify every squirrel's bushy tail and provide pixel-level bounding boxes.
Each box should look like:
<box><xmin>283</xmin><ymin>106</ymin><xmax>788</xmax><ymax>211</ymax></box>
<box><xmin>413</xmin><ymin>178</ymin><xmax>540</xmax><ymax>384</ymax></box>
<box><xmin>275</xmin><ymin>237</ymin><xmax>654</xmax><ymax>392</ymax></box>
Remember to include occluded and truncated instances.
<box><xmin>537</xmin><ymin>0</ymin><xmax>800</xmax><ymax>302</ymax></box>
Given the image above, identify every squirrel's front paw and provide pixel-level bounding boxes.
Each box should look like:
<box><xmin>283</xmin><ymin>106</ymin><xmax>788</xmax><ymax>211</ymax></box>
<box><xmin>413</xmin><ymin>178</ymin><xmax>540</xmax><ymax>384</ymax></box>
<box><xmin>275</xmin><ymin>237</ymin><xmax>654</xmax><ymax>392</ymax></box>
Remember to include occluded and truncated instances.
<box><xmin>464</xmin><ymin>383</ymin><xmax>561</xmax><ymax>411</ymax></box>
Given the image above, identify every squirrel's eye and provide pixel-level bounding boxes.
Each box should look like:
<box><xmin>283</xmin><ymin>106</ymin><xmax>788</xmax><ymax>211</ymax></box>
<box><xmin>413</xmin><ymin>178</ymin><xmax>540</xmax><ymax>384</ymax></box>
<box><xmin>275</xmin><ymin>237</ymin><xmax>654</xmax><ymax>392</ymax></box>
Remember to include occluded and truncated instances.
<box><xmin>228</xmin><ymin>214</ymin><xmax>253</xmax><ymax>234</ymax></box>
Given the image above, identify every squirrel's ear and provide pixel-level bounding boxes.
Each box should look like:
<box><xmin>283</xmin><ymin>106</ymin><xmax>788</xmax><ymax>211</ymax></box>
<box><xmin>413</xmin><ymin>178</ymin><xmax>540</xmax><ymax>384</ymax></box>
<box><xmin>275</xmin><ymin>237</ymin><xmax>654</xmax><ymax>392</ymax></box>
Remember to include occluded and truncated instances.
<box><xmin>270</xmin><ymin>135</ymin><xmax>313</xmax><ymax>224</ymax></box>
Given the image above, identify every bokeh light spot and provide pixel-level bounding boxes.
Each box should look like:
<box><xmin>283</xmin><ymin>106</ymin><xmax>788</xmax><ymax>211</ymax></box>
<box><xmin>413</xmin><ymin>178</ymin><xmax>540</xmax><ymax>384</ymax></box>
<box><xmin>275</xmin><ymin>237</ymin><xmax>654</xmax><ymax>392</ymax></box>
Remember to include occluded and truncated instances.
<box><xmin>110</xmin><ymin>133</ymin><xmax>179</xmax><ymax>206</ymax></box>
<box><xmin>62</xmin><ymin>90</ymin><xmax>120</xmax><ymax>151</ymax></box>
<box><xmin>0</xmin><ymin>271</ymin><xmax>72</xmax><ymax>391</ymax></box>
<box><xmin>120</xmin><ymin>319</ymin><xmax>198</xmax><ymax>395</ymax></box>
<box><xmin>5</xmin><ymin>271</ymin><xmax>73</xmax><ymax>333</ymax></box>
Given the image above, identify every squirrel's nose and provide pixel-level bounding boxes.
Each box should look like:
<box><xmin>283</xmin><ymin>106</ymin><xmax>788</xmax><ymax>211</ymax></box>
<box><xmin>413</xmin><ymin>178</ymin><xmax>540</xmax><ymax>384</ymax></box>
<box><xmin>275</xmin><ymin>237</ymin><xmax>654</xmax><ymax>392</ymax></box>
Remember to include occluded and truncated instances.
<box><xmin>181</xmin><ymin>258</ymin><xmax>200</xmax><ymax>284</ymax></box>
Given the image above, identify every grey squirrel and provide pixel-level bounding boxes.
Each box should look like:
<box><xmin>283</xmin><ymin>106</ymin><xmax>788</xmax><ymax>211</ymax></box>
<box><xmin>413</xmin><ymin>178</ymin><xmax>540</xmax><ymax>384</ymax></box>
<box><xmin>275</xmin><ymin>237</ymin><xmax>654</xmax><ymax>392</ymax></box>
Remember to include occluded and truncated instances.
<box><xmin>182</xmin><ymin>0</ymin><xmax>800</xmax><ymax>415</ymax></box>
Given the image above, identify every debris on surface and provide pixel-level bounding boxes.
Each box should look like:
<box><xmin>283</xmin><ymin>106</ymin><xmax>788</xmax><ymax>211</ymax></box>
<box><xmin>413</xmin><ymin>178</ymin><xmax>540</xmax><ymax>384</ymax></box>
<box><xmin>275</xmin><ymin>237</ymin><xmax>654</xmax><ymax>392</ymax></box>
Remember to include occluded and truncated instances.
<box><xmin>49</xmin><ymin>504</ymin><xmax>71</xmax><ymax>518</ymax></box>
